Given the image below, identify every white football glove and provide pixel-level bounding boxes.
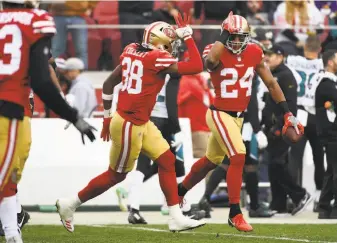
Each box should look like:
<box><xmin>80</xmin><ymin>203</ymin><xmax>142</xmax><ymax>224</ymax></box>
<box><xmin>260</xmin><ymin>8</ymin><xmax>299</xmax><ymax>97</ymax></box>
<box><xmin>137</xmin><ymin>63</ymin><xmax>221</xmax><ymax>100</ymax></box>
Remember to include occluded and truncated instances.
<box><xmin>171</xmin><ymin>131</ymin><xmax>184</xmax><ymax>148</ymax></box>
<box><xmin>175</xmin><ymin>26</ymin><xmax>193</xmax><ymax>39</ymax></box>
<box><xmin>255</xmin><ymin>131</ymin><xmax>268</xmax><ymax>149</ymax></box>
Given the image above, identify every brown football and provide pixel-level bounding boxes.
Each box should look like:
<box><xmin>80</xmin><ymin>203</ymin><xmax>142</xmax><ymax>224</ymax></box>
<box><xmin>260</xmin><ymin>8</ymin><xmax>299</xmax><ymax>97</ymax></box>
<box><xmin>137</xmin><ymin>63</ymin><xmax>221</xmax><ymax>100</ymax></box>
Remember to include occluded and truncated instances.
<box><xmin>283</xmin><ymin>126</ymin><xmax>303</xmax><ymax>144</ymax></box>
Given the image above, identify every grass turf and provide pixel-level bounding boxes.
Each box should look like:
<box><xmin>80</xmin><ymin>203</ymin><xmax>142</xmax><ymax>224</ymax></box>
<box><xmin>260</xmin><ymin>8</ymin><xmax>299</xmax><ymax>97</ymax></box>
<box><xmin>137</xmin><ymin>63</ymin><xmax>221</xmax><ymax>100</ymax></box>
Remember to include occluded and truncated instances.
<box><xmin>17</xmin><ymin>224</ymin><xmax>337</xmax><ymax>243</ymax></box>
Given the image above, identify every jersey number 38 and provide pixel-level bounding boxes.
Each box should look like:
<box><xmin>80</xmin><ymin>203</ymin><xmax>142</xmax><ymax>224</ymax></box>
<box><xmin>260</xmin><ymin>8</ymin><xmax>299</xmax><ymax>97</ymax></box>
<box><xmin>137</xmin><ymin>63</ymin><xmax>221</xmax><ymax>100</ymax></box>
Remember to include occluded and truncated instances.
<box><xmin>121</xmin><ymin>56</ymin><xmax>143</xmax><ymax>94</ymax></box>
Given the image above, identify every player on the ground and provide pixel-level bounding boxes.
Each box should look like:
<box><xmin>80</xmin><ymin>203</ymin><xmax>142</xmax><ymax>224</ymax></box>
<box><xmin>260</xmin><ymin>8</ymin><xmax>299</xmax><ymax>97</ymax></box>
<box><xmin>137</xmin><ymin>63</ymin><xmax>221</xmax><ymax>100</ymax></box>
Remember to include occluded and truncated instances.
<box><xmin>0</xmin><ymin>1</ymin><xmax>96</xmax><ymax>242</ymax></box>
<box><xmin>56</xmin><ymin>13</ymin><xmax>206</xmax><ymax>232</ymax></box>
<box><xmin>176</xmin><ymin>12</ymin><xmax>304</xmax><ymax>232</ymax></box>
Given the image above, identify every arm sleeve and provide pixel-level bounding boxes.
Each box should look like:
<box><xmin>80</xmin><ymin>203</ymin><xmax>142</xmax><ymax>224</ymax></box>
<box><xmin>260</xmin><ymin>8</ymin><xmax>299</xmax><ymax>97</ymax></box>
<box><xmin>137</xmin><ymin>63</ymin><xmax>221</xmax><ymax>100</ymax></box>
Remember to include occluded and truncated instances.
<box><xmin>319</xmin><ymin>81</ymin><xmax>337</xmax><ymax>105</ymax></box>
<box><xmin>278</xmin><ymin>72</ymin><xmax>298</xmax><ymax>115</ymax></box>
<box><xmin>154</xmin><ymin>52</ymin><xmax>178</xmax><ymax>72</ymax></box>
<box><xmin>247</xmin><ymin>79</ymin><xmax>261</xmax><ymax>133</ymax></box>
<box><xmin>29</xmin><ymin>37</ymin><xmax>78</xmax><ymax>123</ymax></box>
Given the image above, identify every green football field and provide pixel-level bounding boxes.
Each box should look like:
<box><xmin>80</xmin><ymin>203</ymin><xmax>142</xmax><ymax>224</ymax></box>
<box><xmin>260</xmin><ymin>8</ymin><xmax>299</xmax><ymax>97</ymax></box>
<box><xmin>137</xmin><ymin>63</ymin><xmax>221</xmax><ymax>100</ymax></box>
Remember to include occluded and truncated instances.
<box><xmin>19</xmin><ymin>224</ymin><xmax>337</xmax><ymax>243</ymax></box>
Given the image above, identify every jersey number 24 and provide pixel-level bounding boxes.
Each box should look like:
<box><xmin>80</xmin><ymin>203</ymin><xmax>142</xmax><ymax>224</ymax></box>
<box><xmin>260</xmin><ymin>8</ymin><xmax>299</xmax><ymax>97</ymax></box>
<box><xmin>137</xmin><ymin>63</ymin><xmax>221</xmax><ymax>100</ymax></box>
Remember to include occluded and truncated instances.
<box><xmin>220</xmin><ymin>67</ymin><xmax>254</xmax><ymax>98</ymax></box>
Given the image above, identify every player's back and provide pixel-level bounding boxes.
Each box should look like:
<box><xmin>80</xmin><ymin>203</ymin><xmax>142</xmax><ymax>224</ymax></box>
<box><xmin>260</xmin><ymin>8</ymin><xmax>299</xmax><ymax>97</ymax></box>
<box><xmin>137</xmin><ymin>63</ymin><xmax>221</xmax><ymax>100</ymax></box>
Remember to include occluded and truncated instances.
<box><xmin>0</xmin><ymin>8</ymin><xmax>55</xmax><ymax>112</ymax></box>
<box><xmin>203</xmin><ymin>42</ymin><xmax>264</xmax><ymax>112</ymax></box>
<box><xmin>117</xmin><ymin>43</ymin><xmax>177</xmax><ymax>125</ymax></box>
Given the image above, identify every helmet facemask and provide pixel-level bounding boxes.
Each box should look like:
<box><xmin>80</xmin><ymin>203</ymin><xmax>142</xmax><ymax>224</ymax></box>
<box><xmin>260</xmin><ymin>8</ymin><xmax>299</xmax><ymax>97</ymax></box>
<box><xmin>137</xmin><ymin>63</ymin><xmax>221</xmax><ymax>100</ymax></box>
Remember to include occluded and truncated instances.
<box><xmin>226</xmin><ymin>32</ymin><xmax>250</xmax><ymax>55</ymax></box>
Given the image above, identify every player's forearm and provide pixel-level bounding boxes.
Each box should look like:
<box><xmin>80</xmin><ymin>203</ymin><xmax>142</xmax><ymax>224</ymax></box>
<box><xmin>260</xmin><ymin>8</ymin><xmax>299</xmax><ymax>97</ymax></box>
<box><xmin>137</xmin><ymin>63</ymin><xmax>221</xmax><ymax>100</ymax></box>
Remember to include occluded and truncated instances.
<box><xmin>177</xmin><ymin>37</ymin><xmax>203</xmax><ymax>75</ymax></box>
<box><xmin>267</xmin><ymin>80</ymin><xmax>290</xmax><ymax>114</ymax></box>
<box><xmin>49</xmin><ymin>65</ymin><xmax>62</xmax><ymax>92</ymax></box>
<box><xmin>205</xmin><ymin>41</ymin><xmax>225</xmax><ymax>71</ymax></box>
<box><xmin>102</xmin><ymin>65</ymin><xmax>122</xmax><ymax>117</ymax></box>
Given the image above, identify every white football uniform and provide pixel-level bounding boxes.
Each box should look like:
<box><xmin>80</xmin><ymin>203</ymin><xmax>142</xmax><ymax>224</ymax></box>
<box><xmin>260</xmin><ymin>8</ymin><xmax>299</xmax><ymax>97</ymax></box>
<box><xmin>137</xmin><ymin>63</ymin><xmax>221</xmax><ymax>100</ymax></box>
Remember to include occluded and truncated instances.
<box><xmin>150</xmin><ymin>74</ymin><xmax>169</xmax><ymax>119</ymax></box>
<box><xmin>286</xmin><ymin>55</ymin><xmax>323</xmax><ymax>115</ymax></box>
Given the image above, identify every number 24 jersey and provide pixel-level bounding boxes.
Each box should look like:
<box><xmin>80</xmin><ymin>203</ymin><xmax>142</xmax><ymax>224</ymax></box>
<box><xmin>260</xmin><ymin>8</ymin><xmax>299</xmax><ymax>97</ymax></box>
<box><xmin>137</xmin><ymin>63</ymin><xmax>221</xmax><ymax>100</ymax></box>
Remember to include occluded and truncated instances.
<box><xmin>203</xmin><ymin>43</ymin><xmax>264</xmax><ymax>112</ymax></box>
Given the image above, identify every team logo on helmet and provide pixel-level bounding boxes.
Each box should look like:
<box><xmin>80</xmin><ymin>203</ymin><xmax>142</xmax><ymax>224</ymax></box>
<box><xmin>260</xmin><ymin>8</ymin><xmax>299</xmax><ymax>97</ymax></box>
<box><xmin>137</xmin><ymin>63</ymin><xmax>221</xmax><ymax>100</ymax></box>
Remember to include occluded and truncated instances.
<box><xmin>163</xmin><ymin>27</ymin><xmax>176</xmax><ymax>39</ymax></box>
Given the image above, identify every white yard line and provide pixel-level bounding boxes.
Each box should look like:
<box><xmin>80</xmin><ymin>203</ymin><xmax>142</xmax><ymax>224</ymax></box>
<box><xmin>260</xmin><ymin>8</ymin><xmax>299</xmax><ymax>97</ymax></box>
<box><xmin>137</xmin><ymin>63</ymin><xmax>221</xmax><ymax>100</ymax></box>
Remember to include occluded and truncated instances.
<box><xmin>105</xmin><ymin>225</ymin><xmax>336</xmax><ymax>243</ymax></box>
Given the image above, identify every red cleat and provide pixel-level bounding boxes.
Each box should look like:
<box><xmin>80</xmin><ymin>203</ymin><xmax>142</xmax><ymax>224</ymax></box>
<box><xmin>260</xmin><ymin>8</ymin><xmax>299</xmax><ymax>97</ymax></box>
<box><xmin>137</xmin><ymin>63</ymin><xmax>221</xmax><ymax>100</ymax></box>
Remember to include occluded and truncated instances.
<box><xmin>228</xmin><ymin>214</ymin><xmax>253</xmax><ymax>232</ymax></box>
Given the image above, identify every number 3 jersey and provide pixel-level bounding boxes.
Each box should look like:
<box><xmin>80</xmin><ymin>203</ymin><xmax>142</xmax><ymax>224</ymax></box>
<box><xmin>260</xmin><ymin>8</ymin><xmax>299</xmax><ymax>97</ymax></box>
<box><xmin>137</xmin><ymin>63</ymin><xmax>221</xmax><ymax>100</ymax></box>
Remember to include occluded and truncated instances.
<box><xmin>0</xmin><ymin>9</ymin><xmax>56</xmax><ymax>110</ymax></box>
<box><xmin>286</xmin><ymin>55</ymin><xmax>323</xmax><ymax>114</ymax></box>
<box><xmin>117</xmin><ymin>43</ymin><xmax>177</xmax><ymax>125</ymax></box>
<box><xmin>203</xmin><ymin>43</ymin><xmax>264</xmax><ymax>112</ymax></box>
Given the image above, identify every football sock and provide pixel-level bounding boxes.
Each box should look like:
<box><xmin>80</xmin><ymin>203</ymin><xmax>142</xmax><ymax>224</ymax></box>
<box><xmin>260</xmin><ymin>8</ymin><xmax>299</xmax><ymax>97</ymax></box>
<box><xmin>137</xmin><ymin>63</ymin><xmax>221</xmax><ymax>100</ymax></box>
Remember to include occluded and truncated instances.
<box><xmin>78</xmin><ymin>167</ymin><xmax>126</xmax><ymax>203</ymax></box>
<box><xmin>0</xmin><ymin>196</ymin><xmax>19</xmax><ymax>239</ymax></box>
<box><xmin>182</xmin><ymin>156</ymin><xmax>217</xmax><ymax>191</ymax></box>
<box><xmin>129</xmin><ymin>170</ymin><xmax>145</xmax><ymax>211</ymax></box>
<box><xmin>204</xmin><ymin>165</ymin><xmax>227</xmax><ymax>201</ymax></box>
<box><xmin>177</xmin><ymin>176</ymin><xmax>191</xmax><ymax>212</ymax></box>
<box><xmin>227</xmin><ymin>154</ymin><xmax>245</xmax><ymax>204</ymax></box>
<box><xmin>229</xmin><ymin>203</ymin><xmax>242</xmax><ymax>218</ymax></box>
<box><xmin>16</xmin><ymin>194</ymin><xmax>22</xmax><ymax>214</ymax></box>
<box><xmin>155</xmin><ymin>150</ymin><xmax>179</xmax><ymax>206</ymax></box>
<box><xmin>245</xmin><ymin>172</ymin><xmax>259</xmax><ymax>210</ymax></box>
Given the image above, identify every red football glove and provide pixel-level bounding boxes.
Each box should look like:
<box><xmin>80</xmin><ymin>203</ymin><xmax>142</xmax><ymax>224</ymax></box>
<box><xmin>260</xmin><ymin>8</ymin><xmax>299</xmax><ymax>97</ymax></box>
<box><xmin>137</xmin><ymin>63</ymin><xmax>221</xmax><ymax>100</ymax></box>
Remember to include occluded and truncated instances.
<box><xmin>174</xmin><ymin>12</ymin><xmax>191</xmax><ymax>28</ymax></box>
<box><xmin>100</xmin><ymin>117</ymin><xmax>111</xmax><ymax>142</ymax></box>
<box><xmin>282</xmin><ymin>112</ymin><xmax>304</xmax><ymax>135</ymax></box>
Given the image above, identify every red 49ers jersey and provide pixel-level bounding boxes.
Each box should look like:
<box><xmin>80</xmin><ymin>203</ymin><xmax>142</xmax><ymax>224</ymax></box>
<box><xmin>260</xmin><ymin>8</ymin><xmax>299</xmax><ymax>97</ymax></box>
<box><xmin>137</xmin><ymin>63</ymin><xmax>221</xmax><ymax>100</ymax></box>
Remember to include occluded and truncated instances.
<box><xmin>203</xmin><ymin>43</ymin><xmax>264</xmax><ymax>112</ymax></box>
<box><xmin>0</xmin><ymin>9</ymin><xmax>56</xmax><ymax>109</ymax></box>
<box><xmin>117</xmin><ymin>43</ymin><xmax>177</xmax><ymax>125</ymax></box>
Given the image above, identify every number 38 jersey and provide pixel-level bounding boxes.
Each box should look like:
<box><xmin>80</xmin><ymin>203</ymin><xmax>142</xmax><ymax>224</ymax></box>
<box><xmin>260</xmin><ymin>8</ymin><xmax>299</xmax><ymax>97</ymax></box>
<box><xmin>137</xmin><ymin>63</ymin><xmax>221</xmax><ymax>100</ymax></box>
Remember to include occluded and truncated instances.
<box><xmin>117</xmin><ymin>43</ymin><xmax>177</xmax><ymax>125</ymax></box>
<box><xmin>0</xmin><ymin>9</ymin><xmax>56</xmax><ymax>109</ymax></box>
<box><xmin>203</xmin><ymin>43</ymin><xmax>264</xmax><ymax>112</ymax></box>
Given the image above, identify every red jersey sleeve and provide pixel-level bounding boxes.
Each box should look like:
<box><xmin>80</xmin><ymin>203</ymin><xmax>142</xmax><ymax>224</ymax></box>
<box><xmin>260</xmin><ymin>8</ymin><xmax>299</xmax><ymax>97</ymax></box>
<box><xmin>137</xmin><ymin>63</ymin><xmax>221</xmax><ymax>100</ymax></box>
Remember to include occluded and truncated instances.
<box><xmin>27</xmin><ymin>9</ymin><xmax>56</xmax><ymax>44</ymax></box>
<box><xmin>153</xmin><ymin>51</ymin><xmax>177</xmax><ymax>72</ymax></box>
<box><xmin>202</xmin><ymin>44</ymin><xmax>214</xmax><ymax>59</ymax></box>
<box><xmin>252</xmin><ymin>43</ymin><xmax>264</xmax><ymax>66</ymax></box>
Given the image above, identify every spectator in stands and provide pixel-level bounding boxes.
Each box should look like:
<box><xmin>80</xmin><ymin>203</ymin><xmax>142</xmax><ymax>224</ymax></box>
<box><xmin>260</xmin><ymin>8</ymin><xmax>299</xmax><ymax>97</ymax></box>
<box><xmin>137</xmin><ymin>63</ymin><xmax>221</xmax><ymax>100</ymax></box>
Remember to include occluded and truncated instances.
<box><xmin>244</xmin><ymin>0</ymin><xmax>270</xmax><ymax>25</ymax></box>
<box><xmin>193</xmin><ymin>1</ymin><xmax>244</xmax><ymax>52</ymax></box>
<box><xmin>178</xmin><ymin>68</ymin><xmax>214</xmax><ymax>159</ymax></box>
<box><xmin>63</xmin><ymin>58</ymin><xmax>97</xmax><ymax>118</ymax></box>
<box><xmin>273</xmin><ymin>0</ymin><xmax>325</xmax><ymax>55</ymax></box>
<box><xmin>152</xmin><ymin>1</ymin><xmax>180</xmax><ymax>24</ymax></box>
<box><xmin>49</xmin><ymin>1</ymin><xmax>97</xmax><ymax>69</ymax></box>
<box><xmin>118</xmin><ymin>1</ymin><xmax>153</xmax><ymax>49</ymax></box>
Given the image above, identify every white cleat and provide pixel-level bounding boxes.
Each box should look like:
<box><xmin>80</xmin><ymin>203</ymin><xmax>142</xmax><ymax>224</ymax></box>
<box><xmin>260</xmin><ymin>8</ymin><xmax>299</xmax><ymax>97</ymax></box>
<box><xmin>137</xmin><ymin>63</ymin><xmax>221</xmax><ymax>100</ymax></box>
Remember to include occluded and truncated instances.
<box><xmin>6</xmin><ymin>235</ymin><xmax>23</xmax><ymax>243</ymax></box>
<box><xmin>115</xmin><ymin>187</ymin><xmax>128</xmax><ymax>212</ymax></box>
<box><xmin>168</xmin><ymin>216</ymin><xmax>206</xmax><ymax>232</ymax></box>
<box><xmin>55</xmin><ymin>199</ymin><xmax>75</xmax><ymax>233</ymax></box>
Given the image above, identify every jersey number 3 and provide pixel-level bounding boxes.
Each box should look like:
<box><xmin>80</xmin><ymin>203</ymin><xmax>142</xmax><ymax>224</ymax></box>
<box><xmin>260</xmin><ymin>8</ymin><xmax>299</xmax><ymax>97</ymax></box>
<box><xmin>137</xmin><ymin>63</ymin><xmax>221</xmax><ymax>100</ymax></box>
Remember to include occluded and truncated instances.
<box><xmin>121</xmin><ymin>56</ymin><xmax>143</xmax><ymax>94</ymax></box>
<box><xmin>220</xmin><ymin>67</ymin><xmax>254</xmax><ymax>98</ymax></box>
<box><xmin>0</xmin><ymin>25</ymin><xmax>23</xmax><ymax>75</ymax></box>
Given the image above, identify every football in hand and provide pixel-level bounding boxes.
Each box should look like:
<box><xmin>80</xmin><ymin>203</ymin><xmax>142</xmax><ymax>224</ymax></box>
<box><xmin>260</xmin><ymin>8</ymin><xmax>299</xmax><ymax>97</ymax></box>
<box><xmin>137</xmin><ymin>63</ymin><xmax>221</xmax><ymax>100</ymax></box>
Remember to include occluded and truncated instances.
<box><xmin>283</xmin><ymin>126</ymin><xmax>303</xmax><ymax>144</ymax></box>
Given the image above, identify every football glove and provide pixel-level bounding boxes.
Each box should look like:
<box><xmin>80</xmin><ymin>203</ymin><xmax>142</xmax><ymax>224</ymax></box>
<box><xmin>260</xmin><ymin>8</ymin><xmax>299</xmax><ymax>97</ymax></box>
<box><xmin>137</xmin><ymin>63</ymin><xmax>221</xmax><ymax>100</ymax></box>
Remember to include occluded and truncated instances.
<box><xmin>174</xmin><ymin>12</ymin><xmax>193</xmax><ymax>39</ymax></box>
<box><xmin>74</xmin><ymin>117</ymin><xmax>97</xmax><ymax>144</ymax></box>
<box><xmin>100</xmin><ymin>117</ymin><xmax>112</xmax><ymax>142</ymax></box>
<box><xmin>255</xmin><ymin>131</ymin><xmax>268</xmax><ymax>149</ymax></box>
<box><xmin>282</xmin><ymin>112</ymin><xmax>304</xmax><ymax>135</ymax></box>
<box><xmin>171</xmin><ymin>131</ymin><xmax>184</xmax><ymax>148</ymax></box>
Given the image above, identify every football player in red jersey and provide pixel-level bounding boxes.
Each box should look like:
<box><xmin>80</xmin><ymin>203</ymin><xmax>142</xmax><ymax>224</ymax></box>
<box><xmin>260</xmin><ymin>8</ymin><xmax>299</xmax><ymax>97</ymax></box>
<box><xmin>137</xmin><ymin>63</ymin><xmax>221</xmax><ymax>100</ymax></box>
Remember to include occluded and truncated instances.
<box><xmin>176</xmin><ymin>12</ymin><xmax>305</xmax><ymax>232</ymax></box>
<box><xmin>0</xmin><ymin>1</ymin><xmax>96</xmax><ymax>242</ymax></box>
<box><xmin>56</xmin><ymin>13</ymin><xmax>205</xmax><ymax>233</ymax></box>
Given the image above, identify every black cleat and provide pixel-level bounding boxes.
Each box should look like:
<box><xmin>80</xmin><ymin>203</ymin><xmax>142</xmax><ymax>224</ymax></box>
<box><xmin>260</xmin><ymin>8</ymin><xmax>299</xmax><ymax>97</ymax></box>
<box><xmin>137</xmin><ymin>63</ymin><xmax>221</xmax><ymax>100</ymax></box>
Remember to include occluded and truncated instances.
<box><xmin>128</xmin><ymin>209</ymin><xmax>147</xmax><ymax>224</ymax></box>
<box><xmin>249</xmin><ymin>206</ymin><xmax>275</xmax><ymax>218</ymax></box>
<box><xmin>183</xmin><ymin>209</ymin><xmax>206</xmax><ymax>220</ymax></box>
<box><xmin>291</xmin><ymin>192</ymin><xmax>313</xmax><ymax>216</ymax></box>
<box><xmin>198</xmin><ymin>197</ymin><xmax>211</xmax><ymax>218</ymax></box>
<box><xmin>0</xmin><ymin>207</ymin><xmax>30</xmax><ymax>237</ymax></box>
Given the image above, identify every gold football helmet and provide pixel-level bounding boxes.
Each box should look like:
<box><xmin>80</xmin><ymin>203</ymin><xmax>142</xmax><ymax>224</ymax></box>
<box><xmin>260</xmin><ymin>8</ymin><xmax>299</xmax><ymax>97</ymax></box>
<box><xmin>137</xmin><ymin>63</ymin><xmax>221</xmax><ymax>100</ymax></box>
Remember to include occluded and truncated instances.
<box><xmin>142</xmin><ymin>21</ymin><xmax>179</xmax><ymax>55</ymax></box>
<box><xmin>221</xmin><ymin>12</ymin><xmax>251</xmax><ymax>54</ymax></box>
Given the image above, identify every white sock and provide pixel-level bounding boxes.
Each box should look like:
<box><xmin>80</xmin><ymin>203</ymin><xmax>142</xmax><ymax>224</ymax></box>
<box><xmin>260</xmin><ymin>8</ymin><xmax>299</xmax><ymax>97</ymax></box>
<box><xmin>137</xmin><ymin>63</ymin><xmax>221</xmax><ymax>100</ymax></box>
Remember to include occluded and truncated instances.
<box><xmin>176</xmin><ymin>177</ymin><xmax>191</xmax><ymax>212</ymax></box>
<box><xmin>70</xmin><ymin>195</ymin><xmax>82</xmax><ymax>209</ymax></box>
<box><xmin>169</xmin><ymin>204</ymin><xmax>184</xmax><ymax>219</ymax></box>
<box><xmin>0</xmin><ymin>196</ymin><xmax>20</xmax><ymax>239</ymax></box>
<box><xmin>129</xmin><ymin>171</ymin><xmax>145</xmax><ymax>211</ymax></box>
<box><xmin>315</xmin><ymin>190</ymin><xmax>321</xmax><ymax>201</ymax></box>
<box><xmin>16</xmin><ymin>194</ymin><xmax>21</xmax><ymax>214</ymax></box>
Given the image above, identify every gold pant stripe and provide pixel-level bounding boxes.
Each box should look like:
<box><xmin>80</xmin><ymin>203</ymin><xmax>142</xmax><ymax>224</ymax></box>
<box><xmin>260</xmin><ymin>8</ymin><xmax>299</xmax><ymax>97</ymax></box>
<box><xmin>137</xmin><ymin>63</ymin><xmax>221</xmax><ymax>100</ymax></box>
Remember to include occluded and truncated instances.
<box><xmin>115</xmin><ymin>120</ymin><xmax>132</xmax><ymax>173</ymax></box>
<box><xmin>0</xmin><ymin>119</ymin><xmax>18</xmax><ymax>187</ymax></box>
<box><xmin>211</xmin><ymin>110</ymin><xmax>237</xmax><ymax>157</ymax></box>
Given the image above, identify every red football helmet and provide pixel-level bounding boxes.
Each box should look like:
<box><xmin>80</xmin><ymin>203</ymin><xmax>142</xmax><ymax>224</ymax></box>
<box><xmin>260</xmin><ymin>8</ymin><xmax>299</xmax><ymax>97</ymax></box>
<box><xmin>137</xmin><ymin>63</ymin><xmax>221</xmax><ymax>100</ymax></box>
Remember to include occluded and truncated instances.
<box><xmin>221</xmin><ymin>11</ymin><xmax>251</xmax><ymax>55</ymax></box>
